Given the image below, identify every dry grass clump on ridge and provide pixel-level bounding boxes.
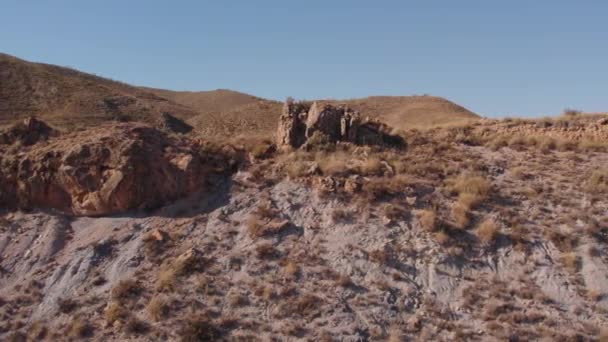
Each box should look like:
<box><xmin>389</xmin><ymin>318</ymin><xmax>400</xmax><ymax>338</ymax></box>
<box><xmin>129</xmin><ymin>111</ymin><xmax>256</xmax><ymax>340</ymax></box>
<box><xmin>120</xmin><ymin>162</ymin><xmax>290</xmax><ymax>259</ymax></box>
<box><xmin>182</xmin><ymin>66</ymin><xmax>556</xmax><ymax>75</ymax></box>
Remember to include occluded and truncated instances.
<box><xmin>476</xmin><ymin>219</ymin><xmax>500</xmax><ymax>244</ymax></box>
<box><xmin>447</xmin><ymin>173</ymin><xmax>491</xmax><ymax>228</ymax></box>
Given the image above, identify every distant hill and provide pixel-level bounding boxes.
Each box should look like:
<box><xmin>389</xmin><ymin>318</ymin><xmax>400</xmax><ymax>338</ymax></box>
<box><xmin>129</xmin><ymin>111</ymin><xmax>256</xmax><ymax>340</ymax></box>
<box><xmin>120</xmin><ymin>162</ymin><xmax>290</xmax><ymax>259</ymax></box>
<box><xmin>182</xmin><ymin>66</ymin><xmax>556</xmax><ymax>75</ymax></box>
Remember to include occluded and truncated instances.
<box><xmin>0</xmin><ymin>53</ymin><xmax>197</xmax><ymax>130</ymax></box>
<box><xmin>0</xmin><ymin>53</ymin><xmax>480</xmax><ymax>136</ymax></box>
<box><xmin>335</xmin><ymin>95</ymin><xmax>479</xmax><ymax>130</ymax></box>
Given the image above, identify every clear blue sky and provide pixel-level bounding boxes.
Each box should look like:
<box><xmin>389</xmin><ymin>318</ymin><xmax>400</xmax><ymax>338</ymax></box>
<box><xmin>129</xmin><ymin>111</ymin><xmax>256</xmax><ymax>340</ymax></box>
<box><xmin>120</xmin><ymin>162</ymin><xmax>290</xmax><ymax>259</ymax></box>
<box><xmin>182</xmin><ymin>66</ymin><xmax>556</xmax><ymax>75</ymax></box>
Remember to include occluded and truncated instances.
<box><xmin>1</xmin><ymin>0</ymin><xmax>607</xmax><ymax>117</ymax></box>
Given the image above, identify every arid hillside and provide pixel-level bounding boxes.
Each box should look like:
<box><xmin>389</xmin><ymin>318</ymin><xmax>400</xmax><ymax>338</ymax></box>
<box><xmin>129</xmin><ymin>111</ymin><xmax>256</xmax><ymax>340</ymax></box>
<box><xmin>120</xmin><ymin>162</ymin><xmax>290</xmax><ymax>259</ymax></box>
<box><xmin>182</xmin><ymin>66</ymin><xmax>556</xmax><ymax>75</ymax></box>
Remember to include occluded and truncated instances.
<box><xmin>0</xmin><ymin>110</ymin><xmax>607</xmax><ymax>341</ymax></box>
<box><xmin>0</xmin><ymin>53</ymin><xmax>199</xmax><ymax>130</ymax></box>
<box><xmin>1</xmin><ymin>53</ymin><xmax>480</xmax><ymax>138</ymax></box>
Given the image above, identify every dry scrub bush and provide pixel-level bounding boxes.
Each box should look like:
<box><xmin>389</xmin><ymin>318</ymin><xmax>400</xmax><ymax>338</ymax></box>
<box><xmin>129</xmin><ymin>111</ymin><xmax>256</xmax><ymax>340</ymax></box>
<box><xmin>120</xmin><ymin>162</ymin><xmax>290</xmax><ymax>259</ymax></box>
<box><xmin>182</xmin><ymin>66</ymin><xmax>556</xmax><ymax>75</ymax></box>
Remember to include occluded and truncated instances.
<box><xmin>448</xmin><ymin>173</ymin><xmax>491</xmax><ymax>198</ymax></box>
<box><xmin>418</xmin><ymin>209</ymin><xmax>437</xmax><ymax>232</ymax></box>
<box><xmin>67</xmin><ymin>318</ymin><xmax>92</xmax><ymax>339</ymax></box>
<box><xmin>283</xmin><ymin>260</ymin><xmax>299</xmax><ymax>278</ymax></box>
<box><xmin>179</xmin><ymin>316</ymin><xmax>222</xmax><ymax>342</ymax></box>
<box><xmin>560</xmin><ymin>252</ymin><xmax>580</xmax><ymax>273</ymax></box>
<box><xmin>476</xmin><ymin>219</ymin><xmax>500</xmax><ymax>244</ymax></box>
<box><xmin>451</xmin><ymin>201</ymin><xmax>470</xmax><ymax>229</ymax></box>
<box><xmin>256</xmin><ymin>243</ymin><xmax>279</xmax><ymax>259</ymax></box>
<box><xmin>146</xmin><ymin>295</ymin><xmax>168</xmax><ymax>322</ymax></box>
<box><xmin>585</xmin><ymin>169</ymin><xmax>608</xmax><ymax>194</ymax></box>
<box><xmin>111</xmin><ymin>279</ymin><xmax>141</xmax><ymax>301</ymax></box>
<box><xmin>316</xmin><ymin>152</ymin><xmax>351</xmax><ymax>176</ymax></box>
<box><xmin>357</xmin><ymin>157</ymin><xmax>384</xmax><ymax>176</ymax></box>
<box><xmin>105</xmin><ymin>301</ymin><xmax>127</xmax><ymax>324</ymax></box>
<box><xmin>547</xmin><ymin>230</ymin><xmax>578</xmax><ymax>253</ymax></box>
<box><xmin>434</xmin><ymin>231</ymin><xmax>451</xmax><ymax>245</ymax></box>
<box><xmin>563</xmin><ymin>108</ymin><xmax>582</xmax><ymax>117</ymax></box>
<box><xmin>156</xmin><ymin>251</ymin><xmax>205</xmax><ymax>291</ymax></box>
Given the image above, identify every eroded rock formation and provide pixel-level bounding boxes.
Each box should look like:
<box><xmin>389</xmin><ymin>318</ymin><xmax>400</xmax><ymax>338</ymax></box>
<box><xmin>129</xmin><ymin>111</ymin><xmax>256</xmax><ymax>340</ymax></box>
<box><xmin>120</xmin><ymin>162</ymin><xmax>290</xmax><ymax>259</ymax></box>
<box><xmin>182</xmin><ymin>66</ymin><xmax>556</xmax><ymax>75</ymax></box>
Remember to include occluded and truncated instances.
<box><xmin>276</xmin><ymin>100</ymin><xmax>405</xmax><ymax>149</ymax></box>
<box><xmin>0</xmin><ymin>117</ymin><xmax>59</xmax><ymax>146</ymax></box>
<box><xmin>0</xmin><ymin>120</ymin><xmax>224</xmax><ymax>215</ymax></box>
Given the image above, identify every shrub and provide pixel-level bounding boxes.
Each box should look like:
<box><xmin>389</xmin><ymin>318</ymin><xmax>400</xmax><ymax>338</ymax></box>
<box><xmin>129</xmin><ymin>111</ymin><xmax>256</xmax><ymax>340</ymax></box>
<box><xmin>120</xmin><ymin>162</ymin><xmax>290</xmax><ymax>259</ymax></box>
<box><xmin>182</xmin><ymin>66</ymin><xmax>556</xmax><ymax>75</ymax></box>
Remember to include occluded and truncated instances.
<box><xmin>451</xmin><ymin>201</ymin><xmax>470</xmax><ymax>229</ymax></box>
<box><xmin>111</xmin><ymin>280</ymin><xmax>141</xmax><ymax>301</ymax></box>
<box><xmin>67</xmin><ymin>318</ymin><xmax>93</xmax><ymax>338</ymax></box>
<box><xmin>255</xmin><ymin>243</ymin><xmax>279</xmax><ymax>260</ymax></box>
<box><xmin>418</xmin><ymin>209</ymin><xmax>437</xmax><ymax>232</ymax></box>
<box><xmin>476</xmin><ymin>219</ymin><xmax>500</xmax><ymax>244</ymax></box>
<box><xmin>560</xmin><ymin>252</ymin><xmax>580</xmax><ymax>273</ymax></box>
<box><xmin>563</xmin><ymin>108</ymin><xmax>582</xmax><ymax>117</ymax></box>
<box><xmin>124</xmin><ymin>317</ymin><xmax>148</xmax><ymax>335</ymax></box>
<box><xmin>283</xmin><ymin>260</ymin><xmax>299</xmax><ymax>278</ymax></box>
<box><xmin>57</xmin><ymin>298</ymin><xmax>78</xmax><ymax>314</ymax></box>
<box><xmin>295</xmin><ymin>294</ymin><xmax>321</xmax><ymax>317</ymax></box>
<box><xmin>147</xmin><ymin>296</ymin><xmax>168</xmax><ymax>322</ymax></box>
<box><xmin>316</xmin><ymin>152</ymin><xmax>350</xmax><ymax>176</ymax></box>
<box><xmin>105</xmin><ymin>301</ymin><xmax>127</xmax><ymax>324</ymax></box>
<box><xmin>448</xmin><ymin>173</ymin><xmax>491</xmax><ymax>198</ymax></box>
<box><xmin>585</xmin><ymin>169</ymin><xmax>608</xmax><ymax>194</ymax></box>
<box><xmin>358</xmin><ymin>157</ymin><xmax>384</xmax><ymax>176</ymax></box>
<box><xmin>433</xmin><ymin>231</ymin><xmax>450</xmax><ymax>245</ymax></box>
<box><xmin>336</xmin><ymin>274</ymin><xmax>353</xmax><ymax>288</ymax></box>
<box><xmin>179</xmin><ymin>316</ymin><xmax>222</xmax><ymax>342</ymax></box>
<box><xmin>156</xmin><ymin>266</ymin><xmax>178</xmax><ymax>291</ymax></box>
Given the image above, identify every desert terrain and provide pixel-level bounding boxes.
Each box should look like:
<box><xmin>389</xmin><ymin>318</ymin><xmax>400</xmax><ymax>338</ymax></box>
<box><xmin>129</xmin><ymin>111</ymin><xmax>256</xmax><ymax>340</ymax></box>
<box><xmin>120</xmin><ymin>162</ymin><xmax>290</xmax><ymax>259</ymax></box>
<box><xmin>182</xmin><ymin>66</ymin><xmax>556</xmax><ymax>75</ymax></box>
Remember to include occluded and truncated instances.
<box><xmin>1</xmin><ymin>54</ymin><xmax>607</xmax><ymax>341</ymax></box>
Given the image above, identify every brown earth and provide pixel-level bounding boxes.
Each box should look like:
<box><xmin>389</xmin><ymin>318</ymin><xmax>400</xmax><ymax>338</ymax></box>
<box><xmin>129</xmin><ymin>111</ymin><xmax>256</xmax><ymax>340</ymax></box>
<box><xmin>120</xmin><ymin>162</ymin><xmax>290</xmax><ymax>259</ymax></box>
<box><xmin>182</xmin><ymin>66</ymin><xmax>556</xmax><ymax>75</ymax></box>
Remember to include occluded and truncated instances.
<box><xmin>0</xmin><ymin>113</ymin><xmax>607</xmax><ymax>341</ymax></box>
<box><xmin>2</xmin><ymin>53</ymin><xmax>608</xmax><ymax>341</ymax></box>
<box><xmin>1</xmin><ymin>53</ymin><xmax>480</xmax><ymax>139</ymax></box>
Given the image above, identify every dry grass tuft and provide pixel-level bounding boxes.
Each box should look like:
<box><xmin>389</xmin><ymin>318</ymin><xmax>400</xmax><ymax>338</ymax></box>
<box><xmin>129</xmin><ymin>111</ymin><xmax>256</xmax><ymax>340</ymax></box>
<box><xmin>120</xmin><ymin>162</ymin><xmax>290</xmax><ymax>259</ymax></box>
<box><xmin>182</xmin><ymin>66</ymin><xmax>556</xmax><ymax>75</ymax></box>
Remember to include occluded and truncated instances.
<box><xmin>67</xmin><ymin>318</ymin><xmax>93</xmax><ymax>338</ymax></box>
<box><xmin>146</xmin><ymin>295</ymin><xmax>169</xmax><ymax>322</ymax></box>
<box><xmin>449</xmin><ymin>173</ymin><xmax>492</xmax><ymax>198</ymax></box>
<box><xmin>418</xmin><ymin>209</ymin><xmax>438</xmax><ymax>232</ymax></box>
<box><xmin>105</xmin><ymin>301</ymin><xmax>127</xmax><ymax>324</ymax></box>
<box><xmin>433</xmin><ymin>231</ymin><xmax>451</xmax><ymax>246</ymax></box>
<box><xmin>179</xmin><ymin>315</ymin><xmax>223</xmax><ymax>342</ymax></box>
<box><xmin>111</xmin><ymin>279</ymin><xmax>141</xmax><ymax>301</ymax></box>
<box><xmin>255</xmin><ymin>243</ymin><xmax>279</xmax><ymax>260</ymax></box>
<box><xmin>283</xmin><ymin>260</ymin><xmax>299</xmax><ymax>278</ymax></box>
<box><xmin>476</xmin><ymin>219</ymin><xmax>500</xmax><ymax>244</ymax></box>
<box><xmin>585</xmin><ymin>169</ymin><xmax>608</xmax><ymax>194</ymax></box>
<box><xmin>560</xmin><ymin>252</ymin><xmax>580</xmax><ymax>273</ymax></box>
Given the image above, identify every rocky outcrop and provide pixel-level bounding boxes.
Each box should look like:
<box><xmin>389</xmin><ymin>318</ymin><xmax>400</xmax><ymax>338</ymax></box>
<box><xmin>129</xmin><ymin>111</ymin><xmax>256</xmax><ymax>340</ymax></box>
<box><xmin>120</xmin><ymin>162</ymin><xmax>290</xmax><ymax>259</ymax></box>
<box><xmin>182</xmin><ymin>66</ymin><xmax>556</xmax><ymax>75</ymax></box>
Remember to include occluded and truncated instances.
<box><xmin>0</xmin><ymin>117</ymin><xmax>59</xmax><ymax>146</ymax></box>
<box><xmin>0</xmin><ymin>121</ymin><xmax>223</xmax><ymax>216</ymax></box>
<box><xmin>276</xmin><ymin>100</ymin><xmax>405</xmax><ymax>149</ymax></box>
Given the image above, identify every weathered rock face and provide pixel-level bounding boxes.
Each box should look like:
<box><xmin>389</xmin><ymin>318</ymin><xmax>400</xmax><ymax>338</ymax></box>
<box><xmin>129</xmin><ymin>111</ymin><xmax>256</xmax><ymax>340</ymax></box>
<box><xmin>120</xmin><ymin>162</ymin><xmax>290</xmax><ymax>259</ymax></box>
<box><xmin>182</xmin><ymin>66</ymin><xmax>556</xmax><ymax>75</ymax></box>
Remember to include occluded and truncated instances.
<box><xmin>276</xmin><ymin>100</ymin><xmax>405</xmax><ymax>149</ymax></box>
<box><xmin>0</xmin><ymin>121</ymin><xmax>218</xmax><ymax>216</ymax></box>
<box><xmin>0</xmin><ymin>117</ymin><xmax>59</xmax><ymax>146</ymax></box>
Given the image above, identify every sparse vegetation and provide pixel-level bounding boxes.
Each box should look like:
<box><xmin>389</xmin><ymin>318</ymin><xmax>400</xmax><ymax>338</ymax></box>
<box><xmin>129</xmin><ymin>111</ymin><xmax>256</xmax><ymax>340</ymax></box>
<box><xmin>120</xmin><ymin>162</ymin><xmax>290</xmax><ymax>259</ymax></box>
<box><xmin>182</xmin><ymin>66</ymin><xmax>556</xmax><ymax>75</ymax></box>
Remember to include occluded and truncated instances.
<box><xmin>418</xmin><ymin>209</ymin><xmax>438</xmax><ymax>232</ymax></box>
<box><xmin>476</xmin><ymin>219</ymin><xmax>500</xmax><ymax>244</ymax></box>
<box><xmin>111</xmin><ymin>279</ymin><xmax>141</xmax><ymax>301</ymax></box>
<box><xmin>147</xmin><ymin>295</ymin><xmax>169</xmax><ymax>322</ymax></box>
<box><xmin>179</xmin><ymin>316</ymin><xmax>223</xmax><ymax>342</ymax></box>
<box><xmin>67</xmin><ymin>318</ymin><xmax>92</xmax><ymax>338</ymax></box>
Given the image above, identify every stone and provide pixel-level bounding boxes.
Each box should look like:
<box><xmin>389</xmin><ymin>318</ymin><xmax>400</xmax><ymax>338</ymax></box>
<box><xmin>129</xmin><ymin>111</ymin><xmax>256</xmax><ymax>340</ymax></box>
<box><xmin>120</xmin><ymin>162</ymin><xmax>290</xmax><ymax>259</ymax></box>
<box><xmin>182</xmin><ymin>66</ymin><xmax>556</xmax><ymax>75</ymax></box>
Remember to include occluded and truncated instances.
<box><xmin>276</xmin><ymin>100</ymin><xmax>405</xmax><ymax>150</ymax></box>
<box><xmin>0</xmin><ymin>121</ymin><xmax>229</xmax><ymax>216</ymax></box>
<box><xmin>0</xmin><ymin>117</ymin><xmax>59</xmax><ymax>146</ymax></box>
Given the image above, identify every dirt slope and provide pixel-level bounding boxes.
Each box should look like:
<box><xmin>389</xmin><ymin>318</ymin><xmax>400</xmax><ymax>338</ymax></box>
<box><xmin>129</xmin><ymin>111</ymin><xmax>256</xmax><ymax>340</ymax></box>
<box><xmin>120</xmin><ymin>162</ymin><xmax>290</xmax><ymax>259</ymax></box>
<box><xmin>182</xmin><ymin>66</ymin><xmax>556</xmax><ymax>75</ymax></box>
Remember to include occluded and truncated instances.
<box><xmin>0</xmin><ymin>53</ymin><xmax>197</xmax><ymax>130</ymax></box>
<box><xmin>1</xmin><ymin>115</ymin><xmax>607</xmax><ymax>340</ymax></box>
<box><xmin>337</xmin><ymin>95</ymin><xmax>479</xmax><ymax>130</ymax></box>
<box><xmin>1</xmin><ymin>53</ymin><xmax>479</xmax><ymax>138</ymax></box>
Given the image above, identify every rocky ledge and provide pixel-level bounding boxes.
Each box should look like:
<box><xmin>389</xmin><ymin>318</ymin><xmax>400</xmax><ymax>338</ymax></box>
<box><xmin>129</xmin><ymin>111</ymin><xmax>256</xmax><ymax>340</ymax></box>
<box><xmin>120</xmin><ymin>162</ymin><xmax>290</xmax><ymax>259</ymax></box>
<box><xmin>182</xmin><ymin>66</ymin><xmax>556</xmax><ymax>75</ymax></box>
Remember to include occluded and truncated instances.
<box><xmin>0</xmin><ymin>119</ymin><xmax>230</xmax><ymax>216</ymax></box>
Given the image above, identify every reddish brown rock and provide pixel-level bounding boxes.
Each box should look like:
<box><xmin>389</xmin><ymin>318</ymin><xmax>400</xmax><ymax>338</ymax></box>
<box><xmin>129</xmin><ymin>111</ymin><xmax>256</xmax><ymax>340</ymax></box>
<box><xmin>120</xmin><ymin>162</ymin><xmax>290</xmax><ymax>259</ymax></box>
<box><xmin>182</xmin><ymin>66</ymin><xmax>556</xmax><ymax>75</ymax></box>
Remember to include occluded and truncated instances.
<box><xmin>0</xmin><ymin>121</ymin><xmax>224</xmax><ymax>216</ymax></box>
<box><xmin>276</xmin><ymin>100</ymin><xmax>405</xmax><ymax>150</ymax></box>
<box><xmin>0</xmin><ymin>117</ymin><xmax>59</xmax><ymax>146</ymax></box>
